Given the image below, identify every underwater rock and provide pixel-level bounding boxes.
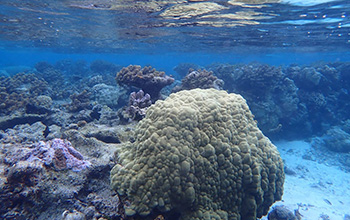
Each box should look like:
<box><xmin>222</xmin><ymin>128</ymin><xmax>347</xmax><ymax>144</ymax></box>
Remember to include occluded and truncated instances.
<box><xmin>96</xmin><ymin>105</ymin><xmax>120</xmax><ymax>126</ymax></box>
<box><xmin>111</xmin><ymin>88</ymin><xmax>284</xmax><ymax>220</ymax></box>
<box><xmin>318</xmin><ymin>127</ymin><xmax>350</xmax><ymax>153</ymax></box>
<box><xmin>268</xmin><ymin>206</ymin><xmax>297</xmax><ymax>220</ymax></box>
<box><xmin>25</xmin><ymin>95</ymin><xmax>53</xmax><ymax>115</ymax></box>
<box><xmin>6</xmin><ymin>160</ymin><xmax>44</xmax><ymax>185</ymax></box>
<box><xmin>0</xmin><ymin>121</ymin><xmax>47</xmax><ymax>144</ymax></box>
<box><xmin>62</xmin><ymin>209</ymin><xmax>86</xmax><ymax>220</ymax></box>
<box><xmin>79</xmin><ymin>124</ymin><xmax>133</xmax><ymax>144</ymax></box>
<box><xmin>0</xmin><ymin>127</ymin><xmax>123</xmax><ymax>219</ymax></box>
<box><xmin>25</xmin><ymin>138</ymin><xmax>91</xmax><ymax>171</ymax></box>
<box><xmin>91</xmin><ymin>83</ymin><xmax>125</xmax><ymax>108</ymax></box>
<box><xmin>172</xmin><ymin>68</ymin><xmax>224</xmax><ymax>92</ymax></box>
<box><xmin>0</xmin><ymin>113</ymin><xmax>47</xmax><ymax>131</ymax></box>
<box><xmin>116</xmin><ymin>65</ymin><xmax>174</xmax><ymax>99</ymax></box>
<box><xmin>62</xmin><ymin>128</ymin><xmax>125</xmax><ymax>164</ymax></box>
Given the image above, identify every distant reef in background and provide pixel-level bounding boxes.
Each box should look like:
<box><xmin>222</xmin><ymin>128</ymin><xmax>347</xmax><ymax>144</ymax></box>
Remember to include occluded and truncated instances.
<box><xmin>1</xmin><ymin>60</ymin><xmax>350</xmax><ymax>140</ymax></box>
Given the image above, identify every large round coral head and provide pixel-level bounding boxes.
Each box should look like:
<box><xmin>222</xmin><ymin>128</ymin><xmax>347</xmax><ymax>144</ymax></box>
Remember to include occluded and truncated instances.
<box><xmin>111</xmin><ymin>88</ymin><xmax>284</xmax><ymax>220</ymax></box>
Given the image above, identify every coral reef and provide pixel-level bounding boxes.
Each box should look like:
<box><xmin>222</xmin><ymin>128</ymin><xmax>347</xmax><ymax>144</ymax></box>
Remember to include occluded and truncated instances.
<box><xmin>0</xmin><ymin>122</ymin><xmax>133</xmax><ymax>219</ymax></box>
<box><xmin>90</xmin><ymin>60</ymin><xmax>121</xmax><ymax>75</ymax></box>
<box><xmin>110</xmin><ymin>88</ymin><xmax>284</xmax><ymax>219</ymax></box>
<box><xmin>116</xmin><ymin>65</ymin><xmax>174</xmax><ymax>99</ymax></box>
<box><xmin>119</xmin><ymin>90</ymin><xmax>152</xmax><ymax>122</ymax></box>
<box><xmin>54</xmin><ymin>59</ymin><xmax>90</xmax><ymax>84</ymax></box>
<box><xmin>35</xmin><ymin>61</ymin><xmax>68</xmax><ymax>99</ymax></box>
<box><xmin>285</xmin><ymin>63</ymin><xmax>350</xmax><ymax>136</ymax></box>
<box><xmin>172</xmin><ymin>69</ymin><xmax>224</xmax><ymax>92</ymax></box>
<box><xmin>0</xmin><ymin>72</ymin><xmax>50</xmax><ymax>114</ymax></box>
<box><xmin>173</xmin><ymin>63</ymin><xmax>203</xmax><ymax>78</ymax></box>
<box><xmin>68</xmin><ymin>90</ymin><xmax>92</xmax><ymax>112</ymax></box>
<box><xmin>210</xmin><ymin>63</ymin><xmax>303</xmax><ymax>138</ymax></box>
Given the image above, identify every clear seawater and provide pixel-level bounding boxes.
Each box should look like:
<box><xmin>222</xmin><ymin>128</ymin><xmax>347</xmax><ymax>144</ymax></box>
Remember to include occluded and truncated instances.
<box><xmin>0</xmin><ymin>0</ymin><xmax>350</xmax><ymax>70</ymax></box>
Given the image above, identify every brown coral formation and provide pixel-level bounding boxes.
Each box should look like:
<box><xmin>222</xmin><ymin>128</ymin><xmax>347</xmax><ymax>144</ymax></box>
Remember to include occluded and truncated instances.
<box><xmin>172</xmin><ymin>69</ymin><xmax>224</xmax><ymax>92</ymax></box>
<box><xmin>68</xmin><ymin>90</ymin><xmax>92</xmax><ymax>112</ymax></box>
<box><xmin>116</xmin><ymin>65</ymin><xmax>174</xmax><ymax>99</ymax></box>
<box><xmin>110</xmin><ymin>88</ymin><xmax>284</xmax><ymax>220</ymax></box>
<box><xmin>0</xmin><ymin>73</ymin><xmax>49</xmax><ymax>114</ymax></box>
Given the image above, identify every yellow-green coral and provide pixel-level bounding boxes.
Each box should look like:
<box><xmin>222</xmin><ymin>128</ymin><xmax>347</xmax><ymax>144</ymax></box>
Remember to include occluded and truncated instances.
<box><xmin>110</xmin><ymin>88</ymin><xmax>284</xmax><ymax>220</ymax></box>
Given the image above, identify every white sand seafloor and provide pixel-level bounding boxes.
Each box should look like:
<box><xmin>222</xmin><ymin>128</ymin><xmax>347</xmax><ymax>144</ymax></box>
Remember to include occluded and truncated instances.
<box><xmin>261</xmin><ymin>140</ymin><xmax>350</xmax><ymax>220</ymax></box>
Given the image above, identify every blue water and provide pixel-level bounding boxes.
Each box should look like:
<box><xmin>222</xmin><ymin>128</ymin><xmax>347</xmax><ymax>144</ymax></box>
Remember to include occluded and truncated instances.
<box><xmin>1</xmin><ymin>50</ymin><xmax>350</xmax><ymax>74</ymax></box>
<box><xmin>1</xmin><ymin>0</ymin><xmax>350</xmax><ymax>62</ymax></box>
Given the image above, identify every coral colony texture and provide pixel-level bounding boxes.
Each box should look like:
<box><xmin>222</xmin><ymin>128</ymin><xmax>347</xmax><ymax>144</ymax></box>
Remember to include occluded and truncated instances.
<box><xmin>120</xmin><ymin>90</ymin><xmax>152</xmax><ymax>122</ymax></box>
<box><xmin>172</xmin><ymin>69</ymin><xmax>224</xmax><ymax>92</ymax></box>
<box><xmin>110</xmin><ymin>89</ymin><xmax>285</xmax><ymax>220</ymax></box>
<box><xmin>116</xmin><ymin>65</ymin><xmax>175</xmax><ymax>100</ymax></box>
<box><xmin>3</xmin><ymin>60</ymin><xmax>350</xmax><ymax>219</ymax></box>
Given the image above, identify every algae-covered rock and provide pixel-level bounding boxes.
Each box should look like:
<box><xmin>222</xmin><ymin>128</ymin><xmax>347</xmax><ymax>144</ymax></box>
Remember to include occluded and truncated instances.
<box><xmin>110</xmin><ymin>88</ymin><xmax>284</xmax><ymax>220</ymax></box>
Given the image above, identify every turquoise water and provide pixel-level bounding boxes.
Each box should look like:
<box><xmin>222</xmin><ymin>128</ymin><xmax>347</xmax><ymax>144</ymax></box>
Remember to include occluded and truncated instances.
<box><xmin>1</xmin><ymin>0</ymin><xmax>350</xmax><ymax>62</ymax></box>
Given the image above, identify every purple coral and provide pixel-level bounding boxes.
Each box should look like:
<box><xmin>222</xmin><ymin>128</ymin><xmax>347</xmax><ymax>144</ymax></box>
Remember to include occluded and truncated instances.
<box><xmin>121</xmin><ymin>90</ymin><xmax>152</xmax><ymax>122</ymax></box>
<box><xmin>25</xmin><ymin>138</ymin><xmax>91</xmax><ymax>171</ymax></box>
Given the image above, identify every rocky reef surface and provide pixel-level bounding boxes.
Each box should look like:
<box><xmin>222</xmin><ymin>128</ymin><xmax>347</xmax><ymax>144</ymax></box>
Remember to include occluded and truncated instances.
<box><xmin>1</xmin><ymin>59</ymin><xmax>350</xmax><ymax>219</ymax></box>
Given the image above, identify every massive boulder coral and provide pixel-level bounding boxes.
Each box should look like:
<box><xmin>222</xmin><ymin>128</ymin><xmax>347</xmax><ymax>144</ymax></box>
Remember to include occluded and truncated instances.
<box><xmin>110</xmin><ymin>88</ymin><xmax>285</xmax><ymax>220</ymax></box>
<box><xmin>116</xmin><ymin>65</ymin><xmax>174</xmax><ymax>99</ymax></box>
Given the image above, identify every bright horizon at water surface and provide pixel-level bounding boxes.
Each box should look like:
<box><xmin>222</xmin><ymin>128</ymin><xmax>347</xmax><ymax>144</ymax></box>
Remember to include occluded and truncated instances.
<box><xmin>0</xmin><ymin>0</ymin><xmax>350</xmax><ymax>67</ymax></box>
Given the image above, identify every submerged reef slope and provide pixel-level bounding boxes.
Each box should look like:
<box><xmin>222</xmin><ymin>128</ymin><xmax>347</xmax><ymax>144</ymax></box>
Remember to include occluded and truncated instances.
<box><xmin>110</xmin><ymin>88</ymin><xmax>284</xmax><ymax>220</ymax></box>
